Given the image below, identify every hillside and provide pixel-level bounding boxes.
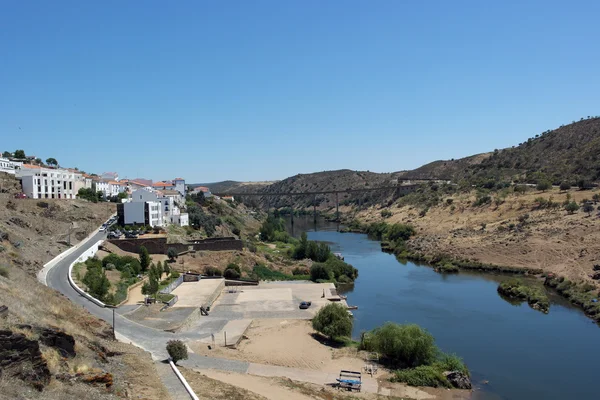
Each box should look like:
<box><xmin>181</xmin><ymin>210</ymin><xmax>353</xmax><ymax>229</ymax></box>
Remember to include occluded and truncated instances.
<box><xmin>0</xmin><ymin>173</ymin><xmax>169</xmax><ymax>398</ymax></box>
<box><xmin>222</xmin><ymin>118</ymin><xmax>600</xmax><ymax>212</ymax></box>
<box><xmin>191</xmin><ymin>180</ymin><xmax>276</xmax><ymax>194</ymax></box>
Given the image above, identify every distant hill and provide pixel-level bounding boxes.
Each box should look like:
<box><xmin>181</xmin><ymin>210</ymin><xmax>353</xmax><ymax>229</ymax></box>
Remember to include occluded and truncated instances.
<box><xmin>201</xmin><ymin>117</ymin><xmax>600</xmax><ymax>209</ymax></box>
<box><xmin>190</xmin><ymin>180</ymin><xmax>276</xmax><ymax>194</ymax></box>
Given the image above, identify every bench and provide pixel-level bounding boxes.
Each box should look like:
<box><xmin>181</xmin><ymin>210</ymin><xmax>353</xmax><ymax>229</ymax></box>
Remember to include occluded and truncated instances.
<box><xmin>337</xmin><ymin>369</ymin><xmax>362</xmax><ymax>392</ymax></box>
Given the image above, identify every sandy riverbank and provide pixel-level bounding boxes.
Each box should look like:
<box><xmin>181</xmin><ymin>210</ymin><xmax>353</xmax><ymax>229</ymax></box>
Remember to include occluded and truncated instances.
<box><xmin>188</xmin><ymin>319</ymin><xmax>471</xmax><ymax>400</ymax></box>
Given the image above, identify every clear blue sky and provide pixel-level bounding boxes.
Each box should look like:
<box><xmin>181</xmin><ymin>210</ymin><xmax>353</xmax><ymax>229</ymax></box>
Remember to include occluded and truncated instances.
<box><xmin>2</xmin><ymin>1</ymin><xmax>599</xmax><ymax>183</ymax></box>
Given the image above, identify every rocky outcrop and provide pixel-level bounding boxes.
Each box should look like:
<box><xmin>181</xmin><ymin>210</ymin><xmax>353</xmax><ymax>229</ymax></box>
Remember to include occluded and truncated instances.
<box><xmin>56</xmin><ymin>371</ymin><xmax>114</xmax><ymax>388</ymax></box>
<box><xmin>39</xmin><ymin>328</ymin><xmax>76</xmax><ymax>358</ymax></box>
<box><xmin>0</xmin><ymin>330</ymin><xmax>51</xmax><ymax>390</ymax></box>
<box><xmin>444</xmin><ymin>371</ymin><xmax>472</xmax><ymax>389</ymax></box>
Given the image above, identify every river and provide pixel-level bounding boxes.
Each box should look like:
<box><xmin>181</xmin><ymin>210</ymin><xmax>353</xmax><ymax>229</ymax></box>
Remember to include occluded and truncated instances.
<box><xmin>286</xmin><ymin>216</ymin><xmax>598</xmax><ymax>400</ymax></box>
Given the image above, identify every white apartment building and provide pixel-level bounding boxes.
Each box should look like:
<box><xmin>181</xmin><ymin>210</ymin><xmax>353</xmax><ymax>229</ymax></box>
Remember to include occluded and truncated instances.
<box><xmin>17</xmin><ymin>165</ymin><xmax>82</xmax><ymax>199</ymax></box>
<box><xmin>94</xmin><ymin>179</ymin><xmax>126</xmax><ymax>199</ymax></box>
<box><xmin>118</xmin><ymin>189</ymin><xmax>188</xmax><ymax>227</ymax></box>
<box><xmin>0</xmin><ymin>157</ymin><xmax>22</xmax><ymax>175</ymax></box>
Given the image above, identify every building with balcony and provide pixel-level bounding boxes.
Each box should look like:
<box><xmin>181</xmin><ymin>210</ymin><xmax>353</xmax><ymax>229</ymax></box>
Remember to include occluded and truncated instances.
<box><xmin>16</xmin><ymin>165</ymin><xmax>82</xmax><ymax>199</ymax></box>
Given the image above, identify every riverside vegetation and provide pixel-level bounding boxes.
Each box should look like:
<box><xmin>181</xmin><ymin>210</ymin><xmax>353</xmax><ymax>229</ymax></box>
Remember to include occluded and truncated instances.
<box><xmin>311</xmin><ymin>304</ymin><xmax>471</xmax><ymax>389</ymax></box>
<box><xmin>497</xmin><ymin>278</ymin><xmax>550</xmax><ymax>313</ymax></box>
<box><xmin>254</xmin><ymin>214</ymin><xmax>359</xmax><ymax>284</ymax></box>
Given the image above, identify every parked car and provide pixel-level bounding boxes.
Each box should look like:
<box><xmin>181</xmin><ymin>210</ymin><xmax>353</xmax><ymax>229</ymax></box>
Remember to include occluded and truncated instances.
<box><xmin>125</xmin><ymin>232</ymin><xmax>138</xmax><ymax>239</ymax></box>
<box><xmin>99</xmin><ymin>226</ymin><xmax>107</xmax><ymax>232</ymax></box>
<box><xmin>14</xmin><ymin>193</ymin><xmax>27</xmax><ymax>199</ymax></box>
<box><xmin>299</xmin><ymin>301</ymin><xmax>312</xmax><ymax>309</ymax></box>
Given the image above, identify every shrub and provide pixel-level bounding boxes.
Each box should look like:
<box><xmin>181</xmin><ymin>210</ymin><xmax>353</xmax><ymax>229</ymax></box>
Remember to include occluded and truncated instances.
<box><xmin>363</xmin><ymin>323</ymin><xmax>437</xmax><ymax>368</ymax></box>
<box><xmin>292</xmin><ymin>267</ymin><xmax>310</xmax><ymax>276</ymax></box>
<box><xmin>226</xmin><ymin>263</ymin><xmax>241</xmax><ymax>274</ymax></box>
<box><xmin>167</xmin><ymin>247</ymin><xmax>178</xmax><ymax>261</ymax></box>
<box><xmin>434</xmin><ymin>353</ymin><xmax>469</xmax><ymax>376</ymax></box>
<box><xmin>204</xmin><ymin>266</ymin><xmax>222</xmax><ymax>276</ymax></box>
<box><xmin>223</xmin><ymin>268</ymin><xmax>241</xmax><ymax>279</ymax></box>
<box><xmin>392</xmin><ymin>365</ymin><xmax>450</xmax><ymax>388</ymax></box>
<box><xmin>560</xmin><ymin>182</ymin><xmax>571</xmax><ymax>191</ymax></box>
<box><xmin>171</xmin><ymin>270</ymin><xmax>180</xmax><ymax>279</ymax></box>
<box><xmin>380</xmin><ymin>209</ymin><xmax>392</xmax><ymax>218</ymax></box>
<box><xmin>536</xmin><ymin>180</ymin><xmax>551</xmax><ymax>191</ymax></box>
<box><xmin>166</xmin><ymin>340</ymin><xmax>188</xmax><ymax>364</ymax></box>
<box><xmin>310</xmin><ymin>263</ymin><xmax>331</xmax><ymax>281</ymax></box>
<box><xmin>0</xmin><ymin>266</ymin><xmax>8</xmax><ymax>278</ymax></box>
<box><xmin>312</xmin><ymin>303</ymin><xmax>352</xmax><ymax>341</ymax></box>
<box><xmin>565</xmin><ymin>201</ymin><xmax>579</xmax><ymax>214</ymax></box>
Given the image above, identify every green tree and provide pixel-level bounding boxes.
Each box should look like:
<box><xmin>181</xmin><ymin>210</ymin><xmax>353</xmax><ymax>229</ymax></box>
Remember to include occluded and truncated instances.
<box><xmin>141</xmin><ymin>273</ymin><xmax>159</xmax><ymax>297</ymax></box>
<box><xmin>167</xmin><ymin>247</ymin><xmax>178</xmax><ymax>261</ymax></box>
<box><xmin>45</xmin><ymin>157</ymin><xmax>58</xmax><ymax>167</ymax></box>
<box><xmin>593</xmin><ymin>194</ymin><xmax>600</xmax><ymax>204</ymax></box>
<box><xmin>14</xmin><ymin>149</ymin><xmax>25</xmax><ymax>159</ymax></box>
<box><xmin>34</xmin><ymin>158</ymin><xmax>42</xmax><ymax>165</ymax></box>
<box><xmin>536</xmin><ymin>180</ymin><xmax>551</xmax><ymax>192</ymax></box>
<box><xmin>156</xmin><ymin>261</ymin><xmax>164</xmax><ymax>279</ymax></box>
<box><xmin>2</xmin><ymin>151</ymin><xmax>11</xmax><ymax>158</ymax></box>
<box><xmin>163</xmin><ymin>261</ymin><xmax>171</xmax><ymax>276</ymax></box>
<box><xmin>139</xmin><ymin>246</ymin><xmax>151</xmax><ymax>273</ymax></box>
<box><xmin>166</xmin><ymin>340</ymin><xmax>188</xmax><ymax>364</ymax></box>
<box><xmin>310</xmin><ymin>263</ymin><xmax>331</xmax><ymax>281</ymax></box>
<box><xmin>312</xmin><ymin>303</ymin><xmax>352</xmax><ymax>341</ymax></box>
<box><xmin>82</xmin><ymin>265</ymin><xmax>110</xmax><ymax>301</ymax></box>
<box><xmin>364</xmin><ymin>323</ymin><xmax>437</xmax><ymax>368</ymax></box>
<box><xmin>559</xmin><ymin>182</ymin><xmax>571</xmax><ymax>191</ymax></box>
<box><xmin>565</xmin><ymin>201</ymin><xmax>579</xmax><ymax>214</ymax></box>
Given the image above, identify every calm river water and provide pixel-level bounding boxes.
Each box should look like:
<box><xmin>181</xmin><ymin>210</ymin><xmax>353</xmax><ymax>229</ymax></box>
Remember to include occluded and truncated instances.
<box><xmin>286</xmin><ymin>217</ymin><xmax>598</xmax><ymax>400</ymax></box>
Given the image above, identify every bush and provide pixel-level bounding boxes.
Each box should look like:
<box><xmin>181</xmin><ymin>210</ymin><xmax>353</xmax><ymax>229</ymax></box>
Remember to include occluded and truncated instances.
<box><xmin>223</xmin><ymin>268</ymin><xmax>241</xmax><ymax>279</ymax></box>
<box><xmin>312</xmin><ymin>303</ymin><xmax>352</xmax><ymax>341</ymax></box>
<box><xmin>392</xmin><ymin>365</ymin><xmax>450</xmax><ymax>388</ymax></box>
<box><xmin>565</xmin><ymin>201</ymin><xmax>579</xmax><ymax>214</ymax></box>
<box><xmin>167</xmin><ymin>247</ymin><xmax>178</xmax><ymax>261</ymax></box>
<box><xmin>204</xmin><ymin>266</ymin><xmax>222</xmax><ymax>276</ymax></box>
<box><xmin>363</xmin><ymin>323</ymin><xmax>437</xmax><ymax>368</ymax></box>
<box><xmin>226</xmin><ymin>263</ymin><xmax>241</xmax><ymax>274</ymax></box>
<box><xmin>166</xmin><ymin>340</ymin><xmax>188</xmax><ymax>364</ymax></box>
<box><xmin>310</xmin><ymin>263</ymin><xmax>331</xmax><ymax>281</ymax></box>
<box><xmin>434</xmin><ymin>353</ymin><xmax>469</xmax><ymax>376</ymax></box>
<box><xmin>0</xmin><ymin>266</ymin><xmax>8</xmax><ymax>278</ymax></box>
<box><xmin>381</xmin><ymin>209</ymin><xmax>392</xmax><ymax>218</ymax></box>
<box><xmin>171</xmin><ymin>270</ymin><xmax>180</xmax><ymax>279</ymax></box>
<box><xmin>292</xmin><ymin>267</ymin><xmax>310</xmax><ymax>276</ymax></box>
<box><xmin>536</xmin><ymin>180</ymin><xmax>551</xmax><ymax>191</ymax></box>
<box><xmin>560</xmin><ymin>182</ymin><xmax>571</xmax><ymax>191</ymax></box>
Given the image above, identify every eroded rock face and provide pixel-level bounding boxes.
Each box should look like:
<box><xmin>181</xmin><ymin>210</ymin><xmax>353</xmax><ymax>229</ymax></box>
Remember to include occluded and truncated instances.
<box><xmin>0</xmin><ymin>330</ymin><xmax>51</xmax><ymax>390</ymax></box>
<box><xmin>39</xmin><ymin>328</ymin><xmax>76</xmax><ymax>358</ymax></box>
<box><xmin>444</xmin><ymin>371</ymin><xmax>472</xmax><ymax>389</ymax></box>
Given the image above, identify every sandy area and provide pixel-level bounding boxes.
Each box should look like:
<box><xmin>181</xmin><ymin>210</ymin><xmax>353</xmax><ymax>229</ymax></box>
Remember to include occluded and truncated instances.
<box><xmin>191</xmin><ymin>319</ymin><xmax>364</xmax><ymax>372</ymax></box>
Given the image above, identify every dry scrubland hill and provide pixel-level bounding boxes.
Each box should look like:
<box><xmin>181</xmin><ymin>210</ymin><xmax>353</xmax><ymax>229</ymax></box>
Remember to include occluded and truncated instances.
<box><xmin>399</xmin><ymin>117</ymin><xmax>600</xmax><ymax>183</ymax></box>
<box><xmin>216</xmin><ymin>118</ymin><xmax>600</xmax><ymax>210</ymax></box>
<box><xmin>0</xmin><ymin>173</ymin><xmax>168</xmax><ymax>399</ymax></box>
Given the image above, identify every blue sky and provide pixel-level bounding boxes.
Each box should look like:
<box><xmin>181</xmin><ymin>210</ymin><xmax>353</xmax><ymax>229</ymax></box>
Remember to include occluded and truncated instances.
<box><xmin>1</xmin><ymin>1</ymin><xmax>599</xmax><ymax>183</ymax></box>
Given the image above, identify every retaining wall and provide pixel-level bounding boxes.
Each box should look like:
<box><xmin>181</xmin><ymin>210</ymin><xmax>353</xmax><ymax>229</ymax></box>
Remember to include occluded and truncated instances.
<box><xmin>159</xmin><ymin>275</ymin><xmax>184</xmax><ymax>294</ymax></box>
<box><xmin>68</xmin><ymin>240</ymin><xmax>106</xmax><ymax>308</ymax></box>
<box><xmin>107</xmin><ymin>237</ymin><xmax>243</xmax><ymax>254</ymax></box>
<box><xmin>203</xmin><ymin>279</ymin><xmax>225</xmax><ymax>309</ymax></box>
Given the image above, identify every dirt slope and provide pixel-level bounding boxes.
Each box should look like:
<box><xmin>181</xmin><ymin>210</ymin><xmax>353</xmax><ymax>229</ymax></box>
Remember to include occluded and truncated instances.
<box><xmin>0</xmin><ymin>173</ymin><xmax>168</xmax><ymax>398</ymax></box>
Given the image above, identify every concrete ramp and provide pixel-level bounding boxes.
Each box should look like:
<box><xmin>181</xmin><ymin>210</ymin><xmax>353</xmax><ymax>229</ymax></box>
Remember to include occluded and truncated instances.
<box><xmin>172</xmin><ymin>278</ymin><xmax>224</xmax><ymax>308</ymax></box>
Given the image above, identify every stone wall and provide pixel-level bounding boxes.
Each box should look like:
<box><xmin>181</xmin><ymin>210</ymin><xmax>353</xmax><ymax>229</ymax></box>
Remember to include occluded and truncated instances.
<box><xmin>107</xmin><ymin>236</ymin><xmax>243</xmax><ymax>254</ymax></box>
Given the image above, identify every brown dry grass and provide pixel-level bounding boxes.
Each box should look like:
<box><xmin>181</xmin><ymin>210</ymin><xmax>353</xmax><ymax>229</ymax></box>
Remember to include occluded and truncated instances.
<box><xmin>354</xmin><ymin>186</ymin><xmax>600</xmax><ymax>285</ymax></box>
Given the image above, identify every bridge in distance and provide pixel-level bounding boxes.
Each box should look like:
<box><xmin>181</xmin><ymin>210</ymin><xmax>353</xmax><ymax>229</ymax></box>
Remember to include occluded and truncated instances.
<box><xmin>212</xmin><ymin>179</ymin><xmax>446</xmax><ymax>220</ymax></box>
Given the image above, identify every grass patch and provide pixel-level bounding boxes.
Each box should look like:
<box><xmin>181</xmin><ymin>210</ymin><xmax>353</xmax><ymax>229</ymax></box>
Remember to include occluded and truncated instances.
<box><xmin>392</xmin><ymin>365</ymin><xmax>450</xmax><ymax>388</ymax></box>
<box><xmin>498</xmin><ymin>278</ymin><xmax>549</xmax><ymax>313</ymax></box>
<box><xmin>544</xmin><ymin>275</ymin><xmax>600</xmax><ymax>322</ymax></box>
<box><xmin>434</xmin><ymin>263</ymin><xmax>459</xmax><ymax>274</ymax></box>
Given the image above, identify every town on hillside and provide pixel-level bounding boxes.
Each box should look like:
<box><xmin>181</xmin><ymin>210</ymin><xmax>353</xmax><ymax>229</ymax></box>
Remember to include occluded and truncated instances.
<box><xmin>0</xmin><ymin>149</ymin><xmax>235</xmax><ymax>230</ymax></box>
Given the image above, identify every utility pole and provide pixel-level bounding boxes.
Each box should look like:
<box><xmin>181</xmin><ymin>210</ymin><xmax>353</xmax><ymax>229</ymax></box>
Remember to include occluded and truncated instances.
<box><xmin>336</xmin><ymin>192</ymin><xmax>339</xmax><ymax>222</ymax></box>
<box><xmin>112</xmin><ymin>308</ymin><xmax>115</xmax><ymax>339</ymax></box>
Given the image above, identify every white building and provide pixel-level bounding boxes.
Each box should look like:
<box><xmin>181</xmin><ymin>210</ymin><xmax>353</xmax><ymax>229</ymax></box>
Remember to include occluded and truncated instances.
<box><xmin>16</xmin><ymin>165</ymin><xmax>82</xmax><ymax>199</ymax></box>
<box><xmin>94</xmin><ymin>179</ymin><xmax>126</xmax><ymax>199</ymax></box>
<box><xmin>117</xmin><ymin>189</ymin><xmax>188</xmax><ymax>227</ymax></box>
<box><xmin>0</xmin><ymin>157</ymin><xmax>22</xmax><ymax>175</ymax></box>
<box><xmin>173</xmin><ymin>178</ymin><xmax>186</xmax><ymax>196</ymax></box>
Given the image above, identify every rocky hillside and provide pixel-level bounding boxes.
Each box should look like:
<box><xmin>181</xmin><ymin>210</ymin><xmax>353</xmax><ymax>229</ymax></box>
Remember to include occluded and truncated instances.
<box><xmin>0</xmin><ymin>173</ymin><xmax>168</xmax><ymax>398</ymax></box>
<box><xmin>218</xmin><ymin>117</ymin><xmax>600</xmax><ymax>211</ymax></box>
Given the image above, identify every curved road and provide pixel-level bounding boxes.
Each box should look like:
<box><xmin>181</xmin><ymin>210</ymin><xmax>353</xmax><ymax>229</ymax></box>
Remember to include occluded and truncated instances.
<box><xmin>46</xmin><ymin>230</ymin><xmax>249</xmax><ymax>399</ymax></box>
